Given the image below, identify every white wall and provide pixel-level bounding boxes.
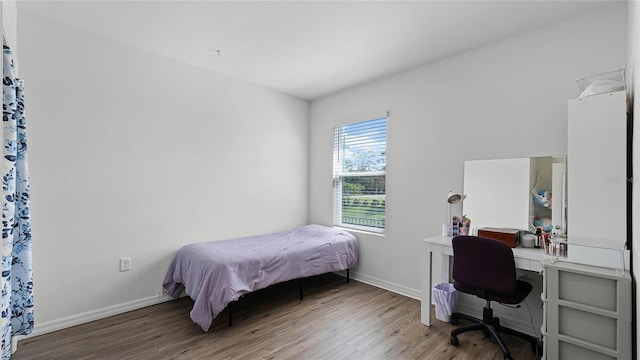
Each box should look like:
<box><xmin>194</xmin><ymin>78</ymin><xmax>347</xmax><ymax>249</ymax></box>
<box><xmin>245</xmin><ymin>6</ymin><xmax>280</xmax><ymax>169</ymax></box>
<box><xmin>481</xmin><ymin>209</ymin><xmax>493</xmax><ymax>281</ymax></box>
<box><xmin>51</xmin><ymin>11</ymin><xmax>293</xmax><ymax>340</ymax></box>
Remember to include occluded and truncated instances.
<box><xmin>19</xmin><ymin>12</ymin><xmax>309</xmax><ymax>334</ymax></box>
<box><xmin>309</xmin><ymin>3</ymin><xmax>628</xmax><ymax>298</ymax></box>
<box><xmin>2</xmin><ymin>1</ymin><xmax>18</xmax><ymax>73</ymax></box>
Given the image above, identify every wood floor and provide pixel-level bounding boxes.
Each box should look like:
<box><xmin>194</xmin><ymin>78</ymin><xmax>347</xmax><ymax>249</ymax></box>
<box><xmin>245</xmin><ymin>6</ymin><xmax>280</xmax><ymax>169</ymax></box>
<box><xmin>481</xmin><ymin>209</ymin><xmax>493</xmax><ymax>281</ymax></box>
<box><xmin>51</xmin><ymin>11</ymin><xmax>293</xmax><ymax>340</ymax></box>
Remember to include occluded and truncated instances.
<box><xmin>13</xmin><ymin>274</ymin><xmax>541</xmax><ymax>360</ymax></box>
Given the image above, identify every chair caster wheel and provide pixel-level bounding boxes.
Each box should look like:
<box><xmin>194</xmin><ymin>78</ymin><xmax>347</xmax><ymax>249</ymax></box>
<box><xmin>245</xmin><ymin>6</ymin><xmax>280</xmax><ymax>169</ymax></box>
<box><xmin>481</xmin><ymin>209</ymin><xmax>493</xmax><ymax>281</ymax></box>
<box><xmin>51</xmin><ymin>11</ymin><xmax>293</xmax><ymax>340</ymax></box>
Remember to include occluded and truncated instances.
<box><xmin>450</xmin><ymin>335</ymin><xmax>459</xmax><ymax>346</ymax></box>
<box><xmin>451</xmin><ymin>318</ymin><xmax>458</xmax><ymax>325</ymax></box>
<box><xmin>503</xmin><ymin>355</ymin><xmax>513</xmax><ymax>360</ymax></box>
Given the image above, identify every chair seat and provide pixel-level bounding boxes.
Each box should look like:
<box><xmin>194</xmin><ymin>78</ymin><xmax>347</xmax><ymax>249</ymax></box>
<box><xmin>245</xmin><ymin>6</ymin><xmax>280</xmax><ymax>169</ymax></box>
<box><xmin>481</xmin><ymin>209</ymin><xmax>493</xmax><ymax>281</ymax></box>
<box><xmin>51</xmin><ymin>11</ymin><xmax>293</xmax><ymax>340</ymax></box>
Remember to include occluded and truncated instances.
<box><xmin>453</xmin><ymin>279</ymin><xmax>532</xmax><ymax>305</ymax></box>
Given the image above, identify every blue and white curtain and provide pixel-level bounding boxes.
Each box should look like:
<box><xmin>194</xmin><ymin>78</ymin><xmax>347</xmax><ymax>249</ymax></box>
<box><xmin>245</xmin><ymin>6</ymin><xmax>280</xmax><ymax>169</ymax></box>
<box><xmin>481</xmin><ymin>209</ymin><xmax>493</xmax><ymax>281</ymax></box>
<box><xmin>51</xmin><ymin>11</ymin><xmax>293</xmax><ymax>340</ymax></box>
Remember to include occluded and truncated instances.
<box><xmin>1</xmin><ymin>34</ymin><xmax>33</xmax><ymax>358</ymax></box>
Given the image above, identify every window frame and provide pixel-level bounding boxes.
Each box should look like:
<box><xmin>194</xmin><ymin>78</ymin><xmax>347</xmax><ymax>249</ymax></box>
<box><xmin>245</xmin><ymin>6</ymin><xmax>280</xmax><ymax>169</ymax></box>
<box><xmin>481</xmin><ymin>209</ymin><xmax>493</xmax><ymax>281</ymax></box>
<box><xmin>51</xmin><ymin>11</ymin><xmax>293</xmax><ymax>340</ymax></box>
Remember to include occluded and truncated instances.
<box><xmin>332</xmin><ymin>113</ymin><xmax>387</xmax><ymax>234</ymax></box>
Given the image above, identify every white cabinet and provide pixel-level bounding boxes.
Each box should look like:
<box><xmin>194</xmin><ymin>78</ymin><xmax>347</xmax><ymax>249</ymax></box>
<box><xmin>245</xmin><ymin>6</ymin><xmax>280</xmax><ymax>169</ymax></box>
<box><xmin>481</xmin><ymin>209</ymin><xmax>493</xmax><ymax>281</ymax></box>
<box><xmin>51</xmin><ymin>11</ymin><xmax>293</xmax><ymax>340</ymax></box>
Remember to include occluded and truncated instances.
<box><xmin>462</xmin><ymin>156</ymin><xmax>566</xmax><ymax>233</ymax></box>
<box><xmin>567</xmin><ymin>91</ymin><xmax>627</xmax><ymax>246</ymax></box>
<box><xmin>463</xmin><ymin>157</ymin><xmax>532</xmax><ymax>231</ymax></box>
<box><xmin>542</xmin><ymin>90</ymin><xmax>632</xmax><ymax>360</ymax></box>
<box><xmin>542</xmin><ymin>260</ymin><xmax>631</xmax><ymax>360</ymax></box>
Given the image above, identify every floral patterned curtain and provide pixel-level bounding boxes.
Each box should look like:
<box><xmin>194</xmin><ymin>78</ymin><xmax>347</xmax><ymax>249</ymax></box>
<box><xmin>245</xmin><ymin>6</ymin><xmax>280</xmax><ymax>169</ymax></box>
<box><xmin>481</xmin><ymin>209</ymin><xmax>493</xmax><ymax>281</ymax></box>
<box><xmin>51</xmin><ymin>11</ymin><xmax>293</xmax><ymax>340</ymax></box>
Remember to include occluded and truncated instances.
<box><xmin>1</xmin><ymin>33</ymin><xmax>33</xmax><ymax>358</ymax></box>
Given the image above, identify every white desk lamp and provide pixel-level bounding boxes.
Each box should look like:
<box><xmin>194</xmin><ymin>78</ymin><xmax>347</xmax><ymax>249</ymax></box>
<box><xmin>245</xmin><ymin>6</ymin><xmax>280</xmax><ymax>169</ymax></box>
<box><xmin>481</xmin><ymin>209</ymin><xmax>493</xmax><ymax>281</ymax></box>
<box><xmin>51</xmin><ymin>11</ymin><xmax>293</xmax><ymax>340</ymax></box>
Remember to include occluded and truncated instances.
<box><xmin>442</xmin><ymin>191</ymin><xmax>465</xmax><ymax>236</ymax></box>
<box><xmin>447</xmin><ymin>191</ymin><xmax>463</xmax><ymax>205</ymax></box>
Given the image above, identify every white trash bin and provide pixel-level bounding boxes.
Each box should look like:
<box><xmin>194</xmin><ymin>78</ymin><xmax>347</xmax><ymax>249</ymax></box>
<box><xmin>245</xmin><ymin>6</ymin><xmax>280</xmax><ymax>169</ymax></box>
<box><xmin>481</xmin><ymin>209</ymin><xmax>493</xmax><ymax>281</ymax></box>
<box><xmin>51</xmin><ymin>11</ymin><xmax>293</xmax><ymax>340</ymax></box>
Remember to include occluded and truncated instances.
<box><xmin>432</xmin><ymin>282</ymin><xmax>458</xmax><ymax>322</ymax></box>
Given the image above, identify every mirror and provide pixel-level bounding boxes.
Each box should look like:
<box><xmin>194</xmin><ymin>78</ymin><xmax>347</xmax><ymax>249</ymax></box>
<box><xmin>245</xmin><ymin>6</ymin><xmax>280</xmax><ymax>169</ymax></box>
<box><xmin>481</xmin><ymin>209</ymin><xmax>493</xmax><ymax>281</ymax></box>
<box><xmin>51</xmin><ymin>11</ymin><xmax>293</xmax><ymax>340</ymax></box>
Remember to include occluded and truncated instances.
<box><xmin>462</xmin><ymin>156</ymin><xmax>566</xmax><ymax>234</ymax></box>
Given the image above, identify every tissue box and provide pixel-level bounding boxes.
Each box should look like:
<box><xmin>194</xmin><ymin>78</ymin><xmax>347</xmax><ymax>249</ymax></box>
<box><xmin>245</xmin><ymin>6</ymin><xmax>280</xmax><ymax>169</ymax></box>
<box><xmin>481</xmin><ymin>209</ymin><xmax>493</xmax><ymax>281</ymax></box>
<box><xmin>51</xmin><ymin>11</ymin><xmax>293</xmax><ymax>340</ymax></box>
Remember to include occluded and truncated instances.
<box><xmin>477</xmin><ymin>227</ymin><xmax>520</xmax><ymax>248</ymax></box>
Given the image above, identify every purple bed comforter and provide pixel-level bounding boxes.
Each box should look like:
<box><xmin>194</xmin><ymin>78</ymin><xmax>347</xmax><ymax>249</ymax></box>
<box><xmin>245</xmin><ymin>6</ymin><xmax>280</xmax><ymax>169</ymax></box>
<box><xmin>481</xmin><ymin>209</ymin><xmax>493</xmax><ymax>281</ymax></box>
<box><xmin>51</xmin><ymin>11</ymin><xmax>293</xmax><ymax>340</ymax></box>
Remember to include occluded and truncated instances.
<box><xmin>162</xmin><ymin>224</ymin><xmax>358</xmax><ymax>331</ymax></box>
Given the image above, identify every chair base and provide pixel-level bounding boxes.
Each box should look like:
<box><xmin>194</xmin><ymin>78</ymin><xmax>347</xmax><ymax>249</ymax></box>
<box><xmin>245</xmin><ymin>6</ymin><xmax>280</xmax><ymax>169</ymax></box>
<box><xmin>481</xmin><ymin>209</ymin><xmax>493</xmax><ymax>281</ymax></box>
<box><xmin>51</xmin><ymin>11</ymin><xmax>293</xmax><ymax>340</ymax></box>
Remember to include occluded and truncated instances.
<box><xmin>450</xmin><ymin>307</ymin><xmax>542</xmax><ymax>360</ymax></box>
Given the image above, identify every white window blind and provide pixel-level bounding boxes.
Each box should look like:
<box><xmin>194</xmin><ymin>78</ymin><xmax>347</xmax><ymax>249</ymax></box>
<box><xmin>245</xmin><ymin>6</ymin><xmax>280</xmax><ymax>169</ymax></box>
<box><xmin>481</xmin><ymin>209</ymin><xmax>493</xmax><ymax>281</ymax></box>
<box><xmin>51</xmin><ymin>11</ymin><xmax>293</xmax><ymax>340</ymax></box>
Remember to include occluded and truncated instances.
<box><xmin>333</xmin><ymin>116</ymin><xmax>387</xmax><ymax>232</ymax></box>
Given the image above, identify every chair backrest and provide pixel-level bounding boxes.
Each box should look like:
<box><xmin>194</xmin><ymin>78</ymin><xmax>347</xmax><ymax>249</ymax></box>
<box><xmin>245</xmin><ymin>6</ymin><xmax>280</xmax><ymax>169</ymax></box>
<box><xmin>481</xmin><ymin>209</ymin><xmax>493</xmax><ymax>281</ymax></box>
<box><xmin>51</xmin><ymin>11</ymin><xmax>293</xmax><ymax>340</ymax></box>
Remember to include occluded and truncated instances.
<box><xmin>452</xmin><ymin>235</ymin><xmax>517</xmax><ymax>295</ymax></box>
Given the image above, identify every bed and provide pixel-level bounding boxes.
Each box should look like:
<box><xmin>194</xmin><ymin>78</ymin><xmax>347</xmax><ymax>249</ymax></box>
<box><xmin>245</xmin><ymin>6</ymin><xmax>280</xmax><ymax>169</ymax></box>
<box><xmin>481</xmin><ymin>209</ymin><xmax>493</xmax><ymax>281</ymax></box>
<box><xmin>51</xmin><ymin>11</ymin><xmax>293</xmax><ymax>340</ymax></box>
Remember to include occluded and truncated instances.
<box><xmin>162</xmin><ymin>224</ymin><xmax>358</xmax><ymax>331</ymax></box>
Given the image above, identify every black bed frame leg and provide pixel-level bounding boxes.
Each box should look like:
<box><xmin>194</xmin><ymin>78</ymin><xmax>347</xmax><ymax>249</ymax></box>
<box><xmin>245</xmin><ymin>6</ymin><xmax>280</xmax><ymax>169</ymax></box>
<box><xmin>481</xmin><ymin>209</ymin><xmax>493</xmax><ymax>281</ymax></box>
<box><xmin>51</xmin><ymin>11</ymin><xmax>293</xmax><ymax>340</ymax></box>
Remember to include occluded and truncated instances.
<box><xmin>346</xmin><ymin>269</ymin><xmax>350</xmax><ymax>283</ymax></box>
<box><xmin>299</xmin><ymin>278</ymin><xmax>304</xmax><ymax>301</ymax></box>
<box><xmin>228</xmin><ymin>302</ymin><xmax>233</xmax><ymax>327</ymax></box>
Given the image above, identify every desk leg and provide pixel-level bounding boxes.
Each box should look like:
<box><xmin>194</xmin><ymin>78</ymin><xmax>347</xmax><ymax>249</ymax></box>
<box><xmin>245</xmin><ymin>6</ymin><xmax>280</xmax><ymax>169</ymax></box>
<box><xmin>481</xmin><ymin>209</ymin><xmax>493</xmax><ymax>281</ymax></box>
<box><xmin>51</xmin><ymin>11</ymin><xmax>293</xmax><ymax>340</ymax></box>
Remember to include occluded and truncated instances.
<box><xmin>440</xmin><ymin>253</ymin><xmax>450</xmax><ymax>283</ymax></box>
<box><xmin>421</xmin><ymin>244</ymin><xmax>433</xmax><ymax>326</ymax></box>
<box><xmin>421</xmin><ymin>245</ymin><xmax>451</xmax><ymax>326</ymax></box>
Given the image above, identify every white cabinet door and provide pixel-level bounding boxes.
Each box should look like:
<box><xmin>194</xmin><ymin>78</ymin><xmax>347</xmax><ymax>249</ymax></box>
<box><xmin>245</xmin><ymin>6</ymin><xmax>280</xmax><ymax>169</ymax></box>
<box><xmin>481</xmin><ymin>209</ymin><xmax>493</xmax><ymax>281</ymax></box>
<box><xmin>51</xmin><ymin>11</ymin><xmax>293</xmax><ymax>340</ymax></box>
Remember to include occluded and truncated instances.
<box><xmin>463</xmin><ymin>157</ymin><xmax>531</xmax><ymax>231</ymax></box>
<box><xmin>567</xmin><ymin>91</ymin><xmax>627</xmax><ymax>246</ymax></box>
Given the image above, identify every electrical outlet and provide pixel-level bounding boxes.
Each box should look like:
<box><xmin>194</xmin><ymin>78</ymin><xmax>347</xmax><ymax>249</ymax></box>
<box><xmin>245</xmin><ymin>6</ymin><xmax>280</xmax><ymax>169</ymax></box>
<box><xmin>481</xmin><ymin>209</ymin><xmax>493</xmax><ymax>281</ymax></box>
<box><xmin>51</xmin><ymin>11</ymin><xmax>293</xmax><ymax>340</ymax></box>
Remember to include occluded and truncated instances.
<box><xmin>119</xmin><ymin>257</ymin><xmax>131</xmax><ymax>272</ymax></box>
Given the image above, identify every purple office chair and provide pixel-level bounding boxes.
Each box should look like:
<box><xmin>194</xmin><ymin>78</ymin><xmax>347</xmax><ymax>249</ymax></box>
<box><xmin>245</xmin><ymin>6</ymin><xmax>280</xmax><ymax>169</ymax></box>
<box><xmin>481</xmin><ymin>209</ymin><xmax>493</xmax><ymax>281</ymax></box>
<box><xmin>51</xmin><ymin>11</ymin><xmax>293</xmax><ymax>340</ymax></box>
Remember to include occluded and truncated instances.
<box><xmin>450</xmin><ymin>235</ymin><xmax>539</xmax><ymax>360</ymax></box>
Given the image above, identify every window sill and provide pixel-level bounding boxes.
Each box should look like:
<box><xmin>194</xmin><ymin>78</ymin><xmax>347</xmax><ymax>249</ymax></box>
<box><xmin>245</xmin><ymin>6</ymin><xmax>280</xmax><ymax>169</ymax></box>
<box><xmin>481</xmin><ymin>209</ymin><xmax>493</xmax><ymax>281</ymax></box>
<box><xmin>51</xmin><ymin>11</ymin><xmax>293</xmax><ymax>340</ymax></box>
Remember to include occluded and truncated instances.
<box><xmin>334</xmin><ymin>226</ymin><xmax>386</xmax><ymax>237</ymax></box>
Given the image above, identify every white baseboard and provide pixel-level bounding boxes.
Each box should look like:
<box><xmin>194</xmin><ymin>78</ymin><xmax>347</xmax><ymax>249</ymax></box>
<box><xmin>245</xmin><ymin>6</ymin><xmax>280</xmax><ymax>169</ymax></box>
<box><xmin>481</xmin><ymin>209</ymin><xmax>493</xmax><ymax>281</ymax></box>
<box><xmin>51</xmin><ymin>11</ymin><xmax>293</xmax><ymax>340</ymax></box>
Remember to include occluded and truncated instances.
<box><xmin>350</xmin><ymin>272</ymin><xmax>421</xmax><ymax>300</ymax></box>
<box><xmin>22</xmin><ymin>273</ymin><xmax>420</xmax><ymax>342</ymax></box>
<box><xmin>27</xmin><ymin>293</ymin><xmax>174</xmax><ymax>339</ymax></box>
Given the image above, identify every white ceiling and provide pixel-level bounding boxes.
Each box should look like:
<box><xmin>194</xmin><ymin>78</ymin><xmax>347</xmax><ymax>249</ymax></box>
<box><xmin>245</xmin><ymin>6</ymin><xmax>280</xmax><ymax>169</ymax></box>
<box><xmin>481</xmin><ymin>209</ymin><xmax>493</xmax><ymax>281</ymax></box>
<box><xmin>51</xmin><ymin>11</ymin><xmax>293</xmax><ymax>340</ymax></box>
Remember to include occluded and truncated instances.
<box><xmin>18</xmin><ymin>1</ymin><xmax>619</xmax><ymax>100</ymax></box>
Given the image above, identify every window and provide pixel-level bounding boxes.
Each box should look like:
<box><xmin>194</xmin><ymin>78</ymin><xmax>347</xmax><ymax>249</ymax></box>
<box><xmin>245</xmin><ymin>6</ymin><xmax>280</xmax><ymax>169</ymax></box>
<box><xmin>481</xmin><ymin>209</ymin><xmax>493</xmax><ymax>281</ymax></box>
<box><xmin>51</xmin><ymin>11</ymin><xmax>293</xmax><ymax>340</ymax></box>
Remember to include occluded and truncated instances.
<box><xmin>333</xmin><ymin>115</ymin><xmax>387</xmax><ymax>233</ymax></box>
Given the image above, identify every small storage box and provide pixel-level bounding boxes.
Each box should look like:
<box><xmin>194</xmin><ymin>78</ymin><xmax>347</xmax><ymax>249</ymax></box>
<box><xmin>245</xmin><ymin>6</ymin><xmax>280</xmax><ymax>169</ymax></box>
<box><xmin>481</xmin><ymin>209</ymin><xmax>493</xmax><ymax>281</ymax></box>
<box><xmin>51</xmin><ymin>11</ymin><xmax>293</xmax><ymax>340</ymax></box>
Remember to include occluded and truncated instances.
<box><xmin>477</xmin><ymin>227</ymin><xmax>520</xmax><ymax>248</ymax></box>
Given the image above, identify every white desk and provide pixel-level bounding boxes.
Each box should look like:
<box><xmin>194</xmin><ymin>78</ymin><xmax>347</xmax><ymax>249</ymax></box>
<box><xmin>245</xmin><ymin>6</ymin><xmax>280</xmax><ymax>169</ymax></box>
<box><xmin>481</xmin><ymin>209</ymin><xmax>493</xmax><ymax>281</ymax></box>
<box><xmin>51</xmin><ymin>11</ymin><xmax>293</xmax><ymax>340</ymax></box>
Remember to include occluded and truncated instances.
<box><xmin>420</xmin><ymin>235</ymin><xmax>552</xmax><ymax>326</ymax></box>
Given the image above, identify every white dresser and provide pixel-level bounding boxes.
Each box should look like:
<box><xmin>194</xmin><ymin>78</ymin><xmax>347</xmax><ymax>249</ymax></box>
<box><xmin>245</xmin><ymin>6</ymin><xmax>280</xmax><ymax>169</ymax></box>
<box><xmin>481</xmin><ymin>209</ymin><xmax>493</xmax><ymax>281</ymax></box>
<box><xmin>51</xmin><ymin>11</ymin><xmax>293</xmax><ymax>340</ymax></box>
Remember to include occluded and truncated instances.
<box><xmin>541</xmin><ymin>259</ymin><xmax>631</xmax><ymax>360</ymax></box>
<box><xmin>541</xmin><ymin>89</ymin><xmax>632</xmax><ymax>360</ymax></box>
